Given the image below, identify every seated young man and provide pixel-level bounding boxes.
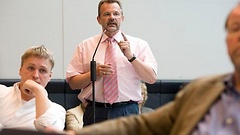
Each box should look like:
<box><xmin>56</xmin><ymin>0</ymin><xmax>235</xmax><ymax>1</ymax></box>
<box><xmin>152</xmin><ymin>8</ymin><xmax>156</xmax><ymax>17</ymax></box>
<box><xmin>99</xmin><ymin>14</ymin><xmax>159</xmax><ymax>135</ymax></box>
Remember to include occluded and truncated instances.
<box><xmin>0</xmin><ymin>45</ymin><xmax>66</xmax><ymax>131</ymax></box>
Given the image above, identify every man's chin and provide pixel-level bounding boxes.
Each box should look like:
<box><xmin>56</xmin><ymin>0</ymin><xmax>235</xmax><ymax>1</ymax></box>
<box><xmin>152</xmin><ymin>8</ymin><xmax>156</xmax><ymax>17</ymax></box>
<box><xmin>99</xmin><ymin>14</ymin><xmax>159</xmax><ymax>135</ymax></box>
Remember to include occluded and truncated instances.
<box><xmin>106</xmin><ymin>27</ymin><xmax>118</xmax><ymax>32</ymax></box>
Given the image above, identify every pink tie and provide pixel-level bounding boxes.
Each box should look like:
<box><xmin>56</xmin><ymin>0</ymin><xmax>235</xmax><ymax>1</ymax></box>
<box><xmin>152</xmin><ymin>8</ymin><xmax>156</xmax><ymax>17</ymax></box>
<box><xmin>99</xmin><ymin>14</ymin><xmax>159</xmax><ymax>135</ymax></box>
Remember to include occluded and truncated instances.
<box><xmin>103</xmin><ymin>38</ymin><xmax>118</xmax><ymax>104</ymax></box>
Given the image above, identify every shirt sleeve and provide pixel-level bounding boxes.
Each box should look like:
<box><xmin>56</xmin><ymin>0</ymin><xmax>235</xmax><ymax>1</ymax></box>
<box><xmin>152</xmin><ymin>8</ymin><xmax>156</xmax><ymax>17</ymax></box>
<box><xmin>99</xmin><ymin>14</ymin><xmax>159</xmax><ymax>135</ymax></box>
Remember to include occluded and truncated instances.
<box><xmin>138</xmin><ymin>40</ymin><xmax>157</xmax><ymax>74</ymax></box>
<box><xmin>34</xmin><ymin>102</ymin><xmax>66</xmax><ymax>131</ymax></box>
<box><xmin>66</xmin><ymin>45</ymin><xmax>84</xmax><ymax>81</ymax></box>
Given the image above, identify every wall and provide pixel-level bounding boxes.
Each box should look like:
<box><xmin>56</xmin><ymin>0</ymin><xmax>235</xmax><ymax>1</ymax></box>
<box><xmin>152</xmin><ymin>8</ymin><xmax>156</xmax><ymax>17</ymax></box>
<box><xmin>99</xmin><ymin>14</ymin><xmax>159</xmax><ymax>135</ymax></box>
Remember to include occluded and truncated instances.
<box><xmin>0</xmin><ymin>0</ymin><xmax>238</xmax><ymax>80</ymax></box>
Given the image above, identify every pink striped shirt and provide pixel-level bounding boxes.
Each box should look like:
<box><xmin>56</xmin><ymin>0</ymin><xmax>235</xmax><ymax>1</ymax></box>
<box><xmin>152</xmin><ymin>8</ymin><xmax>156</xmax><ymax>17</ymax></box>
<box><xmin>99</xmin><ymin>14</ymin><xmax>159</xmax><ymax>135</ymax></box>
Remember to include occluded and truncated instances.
<box><xmin>66</xmin><ymin>31</ymin><xmax>157</xmax><ymax>103</ymax></box>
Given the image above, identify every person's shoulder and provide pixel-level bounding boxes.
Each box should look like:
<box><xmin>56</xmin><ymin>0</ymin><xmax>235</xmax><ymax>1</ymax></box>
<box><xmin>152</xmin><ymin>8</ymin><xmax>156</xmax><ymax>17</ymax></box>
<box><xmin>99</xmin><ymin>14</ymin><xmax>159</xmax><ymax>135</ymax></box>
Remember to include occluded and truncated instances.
<box><xmin>66</xmin><ymin>105</ymin><xmax>84</xmax><ymax>122</ymax></box>
<box><xmin>0</xmin><ymin>84</ymin><xmax>7</xmax><ymax>89</ymax></box>
<box><xmin>142</xmin><ymin>106</ymin><xmax>154</xmax><ymax>113</ymax></box>
<box><xmin>173</xmin><ymin>73</ymin><xmax>229</xmax><ymax>108</ymax></box>
<box><xmin>51</xmin><ymin>102</ymin><xmax>66</xmax><ymax>112</ymax></box>
<box><xmin>0</xmin><ymin>83</ymin><xmax>16</xmax><ymax>97</ymax></box>
<box><xmin>125</xmin><ymin>35</ymin><xmax>149</xmax><ymax>49</ymax></box>
<box><xmin>126</xmin><ymin>34</ymin><xmax>147</xmax><ymax>43</ymax></box>
<box><xmin>67</xmin><ymin>105</ymin><xmax>81</xmax><ymax>113</ymax></box>
<box><xmin>0</xmin><ymin>82</ymin><xmax>19</xmax><ymax>89</ymax></box>
<box><xmin>81</xmin><ymin>34</ymin><xmax>103</xmax><ymax>43</ymax></box>
<box><xmin>179</xmin><ymin>73</ymin><xmax>229</xmax><ymax>96</ymax></box>
<box><xmin>190</xmin><ymin>73</ymin><xmax>229</xmax><ymax>85</ymax></box>
<box><xmin>76</xmin><ymin>34</ymin><xmax>104</xmax><ymax>48</ymax></box>
<box><xmin>0</xmin><ymin>84</ymin><xmax>8</xmax><ymax>96</ymax></box>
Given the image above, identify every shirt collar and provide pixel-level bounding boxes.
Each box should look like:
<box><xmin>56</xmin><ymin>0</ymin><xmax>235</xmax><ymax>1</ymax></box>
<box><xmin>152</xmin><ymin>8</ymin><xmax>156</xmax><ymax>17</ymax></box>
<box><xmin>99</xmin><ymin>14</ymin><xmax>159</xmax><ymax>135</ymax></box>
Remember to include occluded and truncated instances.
<box><xmin>224</xmin><ymin>73</ymin><xmax>234</xmax><ymax>89</ymax></box>
<box><xmin>224</xmin><ymin>73</ymin><xmax>240</xmax><ymax>97</ymax></box>
<box><xmin>102</xmin><ymin>31</ymin><xmax>123</xmax><ymax>43</ymax></box>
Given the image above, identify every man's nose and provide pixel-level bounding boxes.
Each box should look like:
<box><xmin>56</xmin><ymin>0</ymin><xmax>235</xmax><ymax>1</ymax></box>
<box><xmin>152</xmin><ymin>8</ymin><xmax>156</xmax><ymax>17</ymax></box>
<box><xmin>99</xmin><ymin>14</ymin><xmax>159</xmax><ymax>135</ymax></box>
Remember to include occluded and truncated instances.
<box><xmin>32</xmin><ymin>70</ymin><xmax>39</xmax><ymax>79</ymax></box>
<box><xmin>109</xmin><ymin>14</ymin><xmax>115</xmax><ymax>20</ymax></box>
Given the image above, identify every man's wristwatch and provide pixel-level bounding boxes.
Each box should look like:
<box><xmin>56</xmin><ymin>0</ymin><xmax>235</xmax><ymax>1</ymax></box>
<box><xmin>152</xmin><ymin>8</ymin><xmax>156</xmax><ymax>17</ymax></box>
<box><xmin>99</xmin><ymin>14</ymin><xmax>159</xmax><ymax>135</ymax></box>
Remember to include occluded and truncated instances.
<box><xmin>128</xmin><ymin>54</ymin><xmax>136</xmax><ymax>62</ymax></box>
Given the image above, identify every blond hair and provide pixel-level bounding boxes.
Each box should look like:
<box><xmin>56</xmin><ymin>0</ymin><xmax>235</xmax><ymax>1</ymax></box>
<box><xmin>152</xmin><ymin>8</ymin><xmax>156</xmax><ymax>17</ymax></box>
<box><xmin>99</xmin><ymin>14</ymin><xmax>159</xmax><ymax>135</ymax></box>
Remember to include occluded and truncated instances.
<box><xmin>21</xmin><ymin>45</ymin><xmax>54</xmax><ymax>69</ymax></box>
<box><xmin>141</xmin><ymin>82</ymin><xmax>148</xmax><ymax>105</ymax></box>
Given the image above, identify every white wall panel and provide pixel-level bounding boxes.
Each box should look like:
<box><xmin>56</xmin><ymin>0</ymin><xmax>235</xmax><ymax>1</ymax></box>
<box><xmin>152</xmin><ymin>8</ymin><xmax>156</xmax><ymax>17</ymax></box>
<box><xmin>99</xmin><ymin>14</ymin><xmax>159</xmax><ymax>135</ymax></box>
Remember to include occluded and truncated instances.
<box><xmin>0</xmin><ymin>0</ymin><xmax>63</xmax><ymax>79</ymax></box>
<box><xmin>0</xmin><ymin>0</ymin><xmax>239</xmax><ymax>79</ymax></box>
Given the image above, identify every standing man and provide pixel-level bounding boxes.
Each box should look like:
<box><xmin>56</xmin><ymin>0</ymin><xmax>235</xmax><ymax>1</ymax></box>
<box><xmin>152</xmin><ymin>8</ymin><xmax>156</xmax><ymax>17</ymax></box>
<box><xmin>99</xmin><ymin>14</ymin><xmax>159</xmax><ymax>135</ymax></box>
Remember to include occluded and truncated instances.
<box><xmin>46</xmin><ymin>3</ymin><xmax>240</xmax><ymax>135</ymax></box>
<box><xmin>66</xmin><ymin>0</ymin><xmax>157</xmax><ymax>126</ymax></box>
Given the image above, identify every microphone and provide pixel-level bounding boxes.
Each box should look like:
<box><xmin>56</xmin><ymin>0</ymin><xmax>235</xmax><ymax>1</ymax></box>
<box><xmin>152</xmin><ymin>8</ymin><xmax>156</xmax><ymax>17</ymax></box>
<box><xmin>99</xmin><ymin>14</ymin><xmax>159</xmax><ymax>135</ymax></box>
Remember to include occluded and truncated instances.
<box><xmin>91</xmin><ymin>30</ymin><xmax>106</xmax><ymax>81</ymax></box>
<box><xmin>90</xmin><ymin>29</ymin><xmax>106</xmax><ymax>124</ymax></box>
<box><xmin>92</xmin><ymin>30</ymin><xmax>106</xmax><ymax>60</ymax></box>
